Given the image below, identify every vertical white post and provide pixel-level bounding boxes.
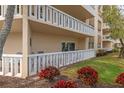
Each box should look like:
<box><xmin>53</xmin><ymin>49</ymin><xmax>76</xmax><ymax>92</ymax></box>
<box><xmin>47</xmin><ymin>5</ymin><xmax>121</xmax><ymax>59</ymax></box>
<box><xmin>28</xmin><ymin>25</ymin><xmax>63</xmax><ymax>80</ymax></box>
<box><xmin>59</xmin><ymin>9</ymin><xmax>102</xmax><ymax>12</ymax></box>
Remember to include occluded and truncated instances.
<box><xmin>22</xmin><ymin>5</ymin><xmax>31</xmax><ymax>78</ymax></box>
<box><xmin>94</xmin><ymin>6</ymin><xmax>99</xmax><ymax>50</ymax></box>
<box><xmin>11</xmin><ymin>58</ymin><xmax>14</xmax><ymax>76</ymax></box>
<box><xmin>85</xmin><ymin>37</ymin><xmax>89</xmax><ymax>49</ymax></box>
<box><xmin>1</xmin><ymin>57</ymin><xmax>4</xmax><ymax>75</ymax></box>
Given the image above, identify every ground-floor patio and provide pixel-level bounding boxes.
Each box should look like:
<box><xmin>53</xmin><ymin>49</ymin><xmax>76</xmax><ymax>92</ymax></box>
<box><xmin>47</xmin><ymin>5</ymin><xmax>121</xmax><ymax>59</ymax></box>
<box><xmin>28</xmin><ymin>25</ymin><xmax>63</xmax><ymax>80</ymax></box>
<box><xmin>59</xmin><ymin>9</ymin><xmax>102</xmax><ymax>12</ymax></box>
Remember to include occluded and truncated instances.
<box><xmin>0</xmin><ymin>53</ymin><xmax>123</xmax><ymax>88</ymax></box>
<box><xmin>0</xmin><ymin>18</ymin><xmax>95</xmax><ymax>78</ymax></box>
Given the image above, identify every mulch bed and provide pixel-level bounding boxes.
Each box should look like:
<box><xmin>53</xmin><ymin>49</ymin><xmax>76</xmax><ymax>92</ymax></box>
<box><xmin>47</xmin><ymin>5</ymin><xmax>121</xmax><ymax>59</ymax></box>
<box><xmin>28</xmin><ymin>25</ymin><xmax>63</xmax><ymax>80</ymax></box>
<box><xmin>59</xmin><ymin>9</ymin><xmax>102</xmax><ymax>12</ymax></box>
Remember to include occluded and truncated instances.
<box><xmin>0</xmin><ymin>75</ymin><xmax>123</xmax><ymax>88</ymax></box>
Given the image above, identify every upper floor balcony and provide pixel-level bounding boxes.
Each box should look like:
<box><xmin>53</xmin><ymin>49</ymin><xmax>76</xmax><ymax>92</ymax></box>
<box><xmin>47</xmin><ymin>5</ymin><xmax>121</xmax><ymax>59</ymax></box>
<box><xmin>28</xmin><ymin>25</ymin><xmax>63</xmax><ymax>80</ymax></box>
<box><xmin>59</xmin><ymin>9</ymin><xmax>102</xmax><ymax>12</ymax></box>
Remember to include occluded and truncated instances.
<box><xmin>82</xmin><ymin>5</ymin><xmax>96</xmax><ymax>16</ymax></box>
<box><xmin>103</xmin><ymin>23</ymin><xmax>110</xmax><ymax>30</ymax></box>
<box><xmin>28</xmin><ymin>5</ymin><xmax>95</xmax><ymax>36</ymax></box>
<box><xmin>0</xmin><ymin>5</ymin><xmax>22</xmax><ymax>20</ymax></box>
<box><xmin>103</xmin><ymin>35</ymin><xmax>114</xmax><ymax>42</ymax></box>
<box><xmin>0</xmin><ymin>5</ymin><xmax>95</xmax><ymax>36</ymax></box>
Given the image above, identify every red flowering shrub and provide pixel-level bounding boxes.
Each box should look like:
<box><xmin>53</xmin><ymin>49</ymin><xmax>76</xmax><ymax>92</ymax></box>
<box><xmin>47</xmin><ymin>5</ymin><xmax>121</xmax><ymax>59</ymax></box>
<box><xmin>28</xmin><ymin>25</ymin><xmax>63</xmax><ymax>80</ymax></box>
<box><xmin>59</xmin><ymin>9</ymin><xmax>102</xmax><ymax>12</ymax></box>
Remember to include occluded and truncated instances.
<box><xmin>77</xmin><ymin>66</ymin><xmax>98</xmax><ymax>86</ymax></box>
<box><xmin>53</xmin><ymin>80</ymin><xmax>78</xmax><ymax>88</ymax></box>
<box><xmin>39</xmin><ymin>66</ymin><xmax>60</xmax><ymax>81</ymax></box>
<box><xmin>116</xmin><ymin>72</ymin><xmax>124</xmax><ymax>86</ymax></box>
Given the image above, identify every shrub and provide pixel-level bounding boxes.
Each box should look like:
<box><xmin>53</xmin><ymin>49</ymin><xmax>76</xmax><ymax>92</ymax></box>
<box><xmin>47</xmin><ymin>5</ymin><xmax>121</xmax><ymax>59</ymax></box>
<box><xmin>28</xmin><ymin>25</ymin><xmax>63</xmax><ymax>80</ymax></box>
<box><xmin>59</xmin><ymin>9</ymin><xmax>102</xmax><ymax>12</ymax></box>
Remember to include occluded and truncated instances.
<box><xmin>112</xmin><ymin>48</ymin><xmax>119</xmax><ymax>52</ymax></box>
<box><xmin>96</xmin><ymin>49</ymin><xmax>107</xmax><ymax>57</ymax></box>
<box><xmin>53</xmin><ymin>80</ymin><xmax>78</xmax><ymax>88</ymax></box>
<box><xmin>116</xmin><ymin>72</ymin><xmax>124</xmax><ymax>86</ymax></box>
<box><xmin>38</xmin><ymin>66</ymin><xmax>60</xmax><ymax>81</ymax></box>
<box><xmin>77</xmin><ymin>66</ymin><xmax>98</xmax><ymax>86</ymax></box>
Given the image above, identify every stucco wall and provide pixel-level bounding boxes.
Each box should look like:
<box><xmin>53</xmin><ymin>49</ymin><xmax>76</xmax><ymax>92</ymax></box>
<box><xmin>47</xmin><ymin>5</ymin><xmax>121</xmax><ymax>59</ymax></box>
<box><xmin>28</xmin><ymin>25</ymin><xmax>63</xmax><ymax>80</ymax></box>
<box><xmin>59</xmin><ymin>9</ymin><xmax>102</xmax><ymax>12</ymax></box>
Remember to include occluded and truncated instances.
<box><xmin>3</xmin><ymin>32</ymin><xmax>22</xmax><ymax>54</ymax></box>
<box><xmin>103</xmin><ymin>41</ymin><xmax>112</xmax><ymax>48</ymax></box>
<box><xmin>31</xmin><ymin>31</ymin><xmax>87</xmax><ymax>53</ymax></box>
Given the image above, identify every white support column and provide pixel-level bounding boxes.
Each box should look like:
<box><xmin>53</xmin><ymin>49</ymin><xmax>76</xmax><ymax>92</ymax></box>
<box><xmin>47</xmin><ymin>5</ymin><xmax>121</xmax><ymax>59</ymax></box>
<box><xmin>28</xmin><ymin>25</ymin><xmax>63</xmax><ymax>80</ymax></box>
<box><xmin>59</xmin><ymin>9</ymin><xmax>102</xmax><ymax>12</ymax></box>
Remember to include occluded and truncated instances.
<box><xmin>85</xmin><ymin>37</ymin><xmax>89</xmax><ymax>49</ymax></box>
<box><xmin>94</xmin><ymin>6</ymin><xmax>99</xmax><ymax>50</ymax></box>
<box><xmin>21</xmin><ymin>6</ymin><xmax>31</xmax><ymax>78</ymax></box>
<box><xmin>100</xmin><ymin>21</ymin><xmax>103</xmax><ymax>49</ymax></box>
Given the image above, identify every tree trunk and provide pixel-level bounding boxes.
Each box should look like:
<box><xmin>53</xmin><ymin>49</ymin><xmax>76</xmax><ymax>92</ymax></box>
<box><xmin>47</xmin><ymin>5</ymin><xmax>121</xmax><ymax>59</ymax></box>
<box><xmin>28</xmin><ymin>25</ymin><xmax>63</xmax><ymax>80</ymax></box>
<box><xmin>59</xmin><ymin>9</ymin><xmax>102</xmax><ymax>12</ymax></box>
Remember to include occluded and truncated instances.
<box><xmin>0</xmin><ymin>5</ymin><xmax>15</xmax><ymax>60</ymax></box>
<box><xmin>119</xmin><ymin>39</ymin><xmax>124</xmax><ymax>58</ymax></box>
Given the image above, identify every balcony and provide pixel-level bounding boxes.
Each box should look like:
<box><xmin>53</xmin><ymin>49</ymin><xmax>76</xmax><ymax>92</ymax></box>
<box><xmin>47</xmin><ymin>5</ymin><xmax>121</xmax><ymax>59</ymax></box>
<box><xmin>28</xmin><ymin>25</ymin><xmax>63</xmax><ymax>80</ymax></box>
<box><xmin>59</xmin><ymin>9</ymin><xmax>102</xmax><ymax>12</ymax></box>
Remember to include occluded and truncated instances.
<box><xmin>0</xmin><ymin>49</ymin><xmax>96</xmax><ymax>77</ymax></box>
<box><xmin>0</xmin><ymin>5</ymin><xmax>95</xmax><ymax>36</ymax></box>
<box><xmin>0</xmin><ymin>5</ymin><xmax>22</xmax><ymax>20</ymax></box>
<box><xmin>103</xmin><ymin>23</ymin><xmax>110</xmax><ymax>29</ymax></box>
<box><xmin>0</xmin><ymin>54</ymin><xmax>22</xmax><ymax>77</ymax></box>
<box><xmin>28</xmin><ymin>49</ymin><xmax>96</xmax><ymax>76</ymax></box>
<box><xmin>103</xmin><ymin>35</ymin><xmax>113</xmax><ymax>42</ymax></box>
<box><xmin>90</xmin><ymin>5</ymin><xmax>95</xmax><ymax>9</ymax></box>
<box><xmin>28</xmin><ymin>5</ymin><xmax>95</xmax><ymax>36</ymax></box>
<box><xmin>82</xmin><ymin>5</ymin><xmax>96</xmax><ymax>16</ymax></box>
<box><xmin>103</xmin><ymin>48</ymin><xmax>113</xmax><ymax>52</ymax></box>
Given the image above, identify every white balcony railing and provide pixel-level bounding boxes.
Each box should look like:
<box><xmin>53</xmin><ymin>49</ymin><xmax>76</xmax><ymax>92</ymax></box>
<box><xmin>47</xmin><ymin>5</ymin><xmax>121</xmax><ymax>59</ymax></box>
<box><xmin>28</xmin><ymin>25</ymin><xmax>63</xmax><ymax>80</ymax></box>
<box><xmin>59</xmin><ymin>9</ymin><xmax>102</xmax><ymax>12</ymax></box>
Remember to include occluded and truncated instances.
<box><xmin>0</xmin><ymin>54</ymin><xmax>22</xmax><ymax>77</ymax></box>
<box><xmin>103</xmin><ymin>23</ymin><xmax>110</xmax><ymax>29</ymax></box>
<box><xmin>28</xmin><ymin>5</ymin><xmax>95</xmax><ymax>36</ymax></box>
<box><xmin>0</xmin><ymin>5</ymin><xmax>95</xmax><ymax>36</ymax></box>
<box><xmin>0</xmin><ymin>5</ymin><xmax>22</xmax><ymax>19</ymax></box>
<box><xmin>28</xmin><ymin>49</ymin><xmax>96</xmax><ymax>76</ymax></box>
<box><xmin>90</xmin><ymin>5</ymin><xmax>95</xmax><ymax>9</ymax></box>
<box><xmin>103</xmin><ymin>48</ymin><xmax>113</xmax><ymax>52</ymax></box>
<box><xmin>0</xmin><ymin>49</ymin><xmax>96</xmax><ymax>77</ymax></box>
<box><xmin>103</xmin><ymin>35</ymin><xmax>113</xmax><ymax>41</ymax></box>
<box><xmin>82</xmin><ymin>5</ymin><xmax>96</xmax><ymax>16</ymax></box>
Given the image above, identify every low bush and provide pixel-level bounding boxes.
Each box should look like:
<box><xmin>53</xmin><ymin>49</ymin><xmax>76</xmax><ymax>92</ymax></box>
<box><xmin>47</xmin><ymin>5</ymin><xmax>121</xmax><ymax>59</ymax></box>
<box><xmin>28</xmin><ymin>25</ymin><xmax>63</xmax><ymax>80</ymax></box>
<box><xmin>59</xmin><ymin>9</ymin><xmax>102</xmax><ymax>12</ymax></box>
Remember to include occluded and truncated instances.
<box><xmin>112</xmin><ymin>48</ymin><xmax>119</xmax><ymax>52</ymax></box>
<box><xmin>116</xmin><ymin>72</ymin><xmax>124</xmax><ymax>86</ymax></box>
<box><xmin>38</xmin><ymin>66</ymin><xmax>60</xmax><ymax>81</ymax></box>
<box><xmin>77</xmin><ymin>66</ymin><xmax>98</xmax><ymax>87</ymax></box>
<box><xmin>53</xmin><ymin>80</ymin><xmax>78</xmax><ymax>88</ymax></box>
<box><xmin>96</xmin><ymin>49</ymin><xmax>107</xmax><ymax>57</ymax></box>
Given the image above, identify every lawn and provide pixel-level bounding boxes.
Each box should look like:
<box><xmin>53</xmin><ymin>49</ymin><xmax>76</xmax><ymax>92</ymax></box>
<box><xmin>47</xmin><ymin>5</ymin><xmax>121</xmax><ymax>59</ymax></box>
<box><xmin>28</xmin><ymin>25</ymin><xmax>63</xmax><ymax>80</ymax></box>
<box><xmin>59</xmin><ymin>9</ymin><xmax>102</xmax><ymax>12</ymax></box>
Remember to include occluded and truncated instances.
<box><xmin>61</xmin><ymin>53</ymin><xmax>124</xmax><ymax>86</ymax></box>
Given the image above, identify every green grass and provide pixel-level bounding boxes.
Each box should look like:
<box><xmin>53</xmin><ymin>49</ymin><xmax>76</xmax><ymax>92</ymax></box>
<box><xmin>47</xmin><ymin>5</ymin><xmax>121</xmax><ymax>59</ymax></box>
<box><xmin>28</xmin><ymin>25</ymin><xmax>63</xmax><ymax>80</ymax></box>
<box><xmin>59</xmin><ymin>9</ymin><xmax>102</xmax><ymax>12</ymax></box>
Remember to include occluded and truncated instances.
<box><xmin>61</xmin><ymin>53</ymin><xmax>124</xmax><ymax>85</ymax></box>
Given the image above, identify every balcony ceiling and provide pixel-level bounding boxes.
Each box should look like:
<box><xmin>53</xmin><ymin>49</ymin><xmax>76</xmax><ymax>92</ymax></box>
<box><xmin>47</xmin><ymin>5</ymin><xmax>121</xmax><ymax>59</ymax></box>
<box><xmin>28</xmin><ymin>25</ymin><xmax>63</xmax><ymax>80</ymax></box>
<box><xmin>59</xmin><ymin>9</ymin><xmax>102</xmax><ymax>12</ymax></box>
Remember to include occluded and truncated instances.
<box><xmin>52</xmin><ymin>5</ymin><xmax>94</xmax><ymax>21</ymax></box>
<box><xmin>29</xmin><ymin>20</ymin><xmax>90</xmax><ymax>39</ymax></box>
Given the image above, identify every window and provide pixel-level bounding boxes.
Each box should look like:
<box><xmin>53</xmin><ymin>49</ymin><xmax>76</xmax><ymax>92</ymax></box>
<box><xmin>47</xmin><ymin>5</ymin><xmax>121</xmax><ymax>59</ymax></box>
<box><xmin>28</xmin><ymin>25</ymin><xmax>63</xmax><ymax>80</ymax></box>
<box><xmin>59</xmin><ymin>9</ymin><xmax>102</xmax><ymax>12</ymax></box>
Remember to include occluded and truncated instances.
<box><xmin>62</xmin><ymin>42</ymin><xmax>75</xmax><ymax>51</ymax></box>
<box><xmin>67</xmin><ymin>43</ymin><xmax>75</xmax><ymax>51</ymax></box>
<box><xmin>88</xmin><ymin>38</ymin><xmax>94</xmax><ymax>49</ymax></box>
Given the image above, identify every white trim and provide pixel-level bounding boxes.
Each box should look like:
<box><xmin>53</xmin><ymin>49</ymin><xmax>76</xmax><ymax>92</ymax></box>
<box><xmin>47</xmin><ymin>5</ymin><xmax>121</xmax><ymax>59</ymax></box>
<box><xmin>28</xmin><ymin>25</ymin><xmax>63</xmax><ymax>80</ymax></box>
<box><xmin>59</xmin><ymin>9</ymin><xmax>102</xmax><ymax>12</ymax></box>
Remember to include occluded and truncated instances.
<box><xmin>2</xmin><ymin>54</ymin><xmax>22</xmax><ymax>57</ymax></box>
<box><xmin>29</xmin><ymin>49</ymin><xmax>95</xmax><ymax>57</ymax></box>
